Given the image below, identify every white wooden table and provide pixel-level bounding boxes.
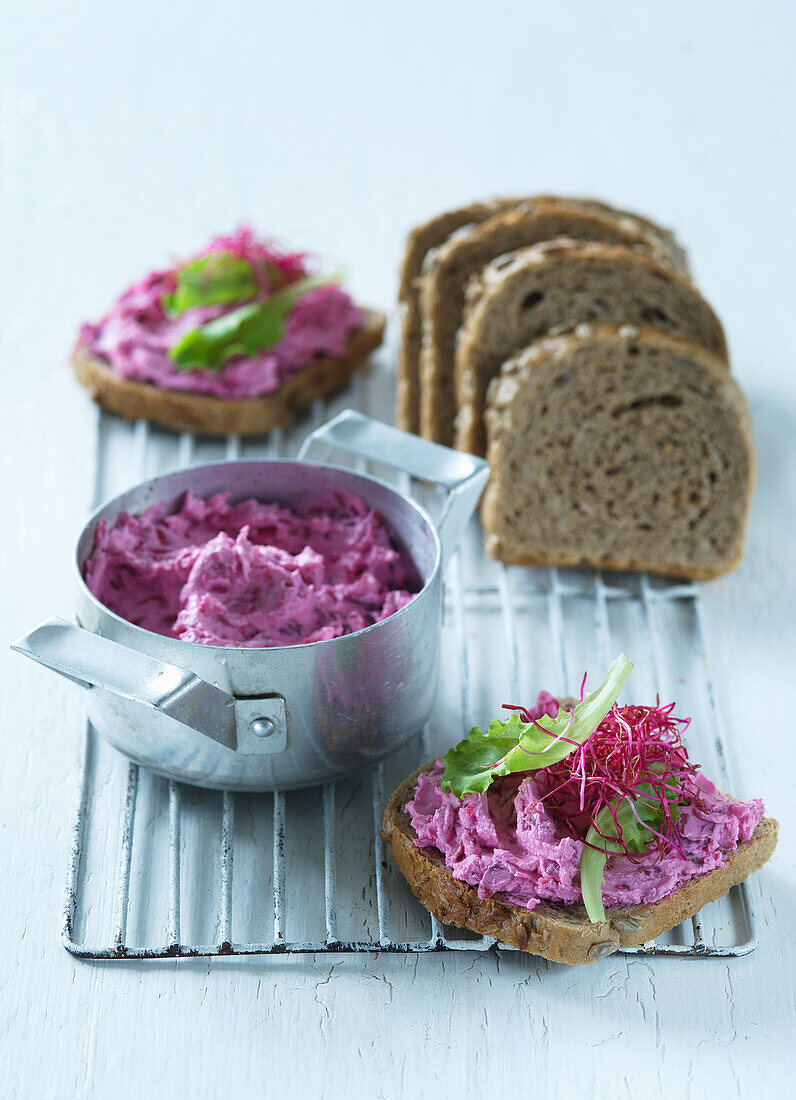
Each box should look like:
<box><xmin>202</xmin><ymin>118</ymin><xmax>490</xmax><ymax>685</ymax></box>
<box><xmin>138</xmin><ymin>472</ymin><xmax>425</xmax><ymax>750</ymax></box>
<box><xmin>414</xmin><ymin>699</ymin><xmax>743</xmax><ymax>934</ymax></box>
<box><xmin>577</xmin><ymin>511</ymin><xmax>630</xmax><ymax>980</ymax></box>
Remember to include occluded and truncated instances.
<box><xmin>2</xmin><ymin>2</ymin><xmax>794</xmax><ymax>1095</ymax></box>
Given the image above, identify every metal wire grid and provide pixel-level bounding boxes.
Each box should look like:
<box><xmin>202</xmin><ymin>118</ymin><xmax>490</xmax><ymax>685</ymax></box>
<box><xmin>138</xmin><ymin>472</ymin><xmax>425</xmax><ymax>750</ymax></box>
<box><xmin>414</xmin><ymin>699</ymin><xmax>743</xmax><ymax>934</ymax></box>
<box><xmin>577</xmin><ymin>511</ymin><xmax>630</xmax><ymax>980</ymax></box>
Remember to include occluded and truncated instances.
<box><xmin>62</xmin><ymin>409</ymin><xmax>759</xmax><ymax>960</ymax></box>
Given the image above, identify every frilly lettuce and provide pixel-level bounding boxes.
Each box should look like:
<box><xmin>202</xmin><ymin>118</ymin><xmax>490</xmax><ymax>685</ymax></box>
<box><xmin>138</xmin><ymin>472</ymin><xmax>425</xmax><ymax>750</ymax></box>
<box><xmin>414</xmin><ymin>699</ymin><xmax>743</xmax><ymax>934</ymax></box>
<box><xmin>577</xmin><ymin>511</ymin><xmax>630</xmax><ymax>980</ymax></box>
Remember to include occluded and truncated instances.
<box><xmin>440</xmin><ymin>654</ymin><xmax>633</xmax><ymax>799</ymax></box>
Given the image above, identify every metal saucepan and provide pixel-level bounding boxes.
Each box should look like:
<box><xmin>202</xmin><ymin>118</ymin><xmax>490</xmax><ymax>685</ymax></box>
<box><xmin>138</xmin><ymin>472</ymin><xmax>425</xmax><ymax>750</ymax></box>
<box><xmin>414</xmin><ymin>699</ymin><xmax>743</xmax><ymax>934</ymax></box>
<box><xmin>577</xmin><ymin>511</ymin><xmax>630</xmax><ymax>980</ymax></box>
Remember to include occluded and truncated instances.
<box><xmin>12</xmin><ymin>411</ymin><xmax>488</xmax><ymax>790</ymax></box>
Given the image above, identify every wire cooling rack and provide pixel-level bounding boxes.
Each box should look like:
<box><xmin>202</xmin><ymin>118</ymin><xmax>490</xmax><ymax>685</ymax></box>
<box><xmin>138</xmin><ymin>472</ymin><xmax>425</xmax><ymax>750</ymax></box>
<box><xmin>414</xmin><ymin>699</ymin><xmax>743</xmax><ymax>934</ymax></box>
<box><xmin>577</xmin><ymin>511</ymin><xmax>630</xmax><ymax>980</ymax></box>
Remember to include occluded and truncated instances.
<box><xmin>62</xmin><ymin>371</ymin><xmax>759</xmax><ymax>961</ymax></box>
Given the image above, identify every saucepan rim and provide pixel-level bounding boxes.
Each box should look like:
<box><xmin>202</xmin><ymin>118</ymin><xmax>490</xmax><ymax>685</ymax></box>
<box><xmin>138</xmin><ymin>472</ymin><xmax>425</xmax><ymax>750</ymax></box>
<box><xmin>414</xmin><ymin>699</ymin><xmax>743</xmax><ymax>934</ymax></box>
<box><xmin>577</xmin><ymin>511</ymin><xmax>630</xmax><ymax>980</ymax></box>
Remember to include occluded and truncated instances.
<box><xmin>72</xmin><ymin>456</ymin><xmax>442</xmax><ymax>655</ymax></box>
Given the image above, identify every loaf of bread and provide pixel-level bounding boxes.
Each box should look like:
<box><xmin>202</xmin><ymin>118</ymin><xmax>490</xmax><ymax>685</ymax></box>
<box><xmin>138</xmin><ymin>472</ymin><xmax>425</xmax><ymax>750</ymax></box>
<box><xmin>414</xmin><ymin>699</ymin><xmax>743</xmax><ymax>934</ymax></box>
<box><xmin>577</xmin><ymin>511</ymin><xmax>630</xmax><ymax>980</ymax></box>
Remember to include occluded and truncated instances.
<box><xmin>418</xmin><ymin>202</ymin><xmax>690</xmax><ymax>447</ymax></box>
<box><xmin>455</xmin><ymin>241</ymin><xmax>727</xmax><ymax>457</ymax></box>
<box><xmin>383</xmin><ymin>762</ymin><xmax>777</xmax><ymax>966</ymax></box>
<box><xmin>481</xmin><ymin>324</ymin><xmax>754</xmax><ymax>579</ymax></box>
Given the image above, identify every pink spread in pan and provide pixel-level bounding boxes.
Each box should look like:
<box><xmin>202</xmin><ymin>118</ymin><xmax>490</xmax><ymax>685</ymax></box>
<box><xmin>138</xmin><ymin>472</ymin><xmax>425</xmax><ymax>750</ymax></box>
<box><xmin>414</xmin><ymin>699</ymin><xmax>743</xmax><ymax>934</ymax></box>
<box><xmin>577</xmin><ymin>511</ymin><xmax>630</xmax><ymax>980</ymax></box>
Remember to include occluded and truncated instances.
<box><xmin>84</xmin><ymin>490</ymin><xmax>420</xmax><ymax>647</ymax></box>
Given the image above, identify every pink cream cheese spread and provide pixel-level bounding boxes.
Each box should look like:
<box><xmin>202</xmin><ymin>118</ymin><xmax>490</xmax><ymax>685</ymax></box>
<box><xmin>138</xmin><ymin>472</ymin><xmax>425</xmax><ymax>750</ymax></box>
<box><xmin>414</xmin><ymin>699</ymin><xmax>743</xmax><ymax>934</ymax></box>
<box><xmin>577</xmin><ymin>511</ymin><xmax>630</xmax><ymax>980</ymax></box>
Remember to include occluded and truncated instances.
<box><xmin>407</xmin><ymin>693</ymin><xmax>764</xmax><ymax>911</ymax></box>
<box><xmin>84</xmin><ymin>490</ymin><xmax>420</xmax><ymax>647</ymax></box>
<box><xmin>79</xmin><ymin>227</ymin><xmax>364</xmax><ymax>399</ymax></box>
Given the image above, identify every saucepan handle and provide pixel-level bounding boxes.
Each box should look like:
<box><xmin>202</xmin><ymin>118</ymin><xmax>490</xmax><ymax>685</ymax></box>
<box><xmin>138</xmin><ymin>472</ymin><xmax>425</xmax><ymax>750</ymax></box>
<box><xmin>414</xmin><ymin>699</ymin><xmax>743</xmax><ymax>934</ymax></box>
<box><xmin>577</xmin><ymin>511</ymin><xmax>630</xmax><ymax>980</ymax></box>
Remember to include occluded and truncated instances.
<box><xmin>11</xmin><ymin>617</ymin><xmax>239</xmax><ymax>750</ymax></box>
<box><xmin>297</xmin><ymin>410</ymin><xmax>489</xmax><ymax>566</ymax></box>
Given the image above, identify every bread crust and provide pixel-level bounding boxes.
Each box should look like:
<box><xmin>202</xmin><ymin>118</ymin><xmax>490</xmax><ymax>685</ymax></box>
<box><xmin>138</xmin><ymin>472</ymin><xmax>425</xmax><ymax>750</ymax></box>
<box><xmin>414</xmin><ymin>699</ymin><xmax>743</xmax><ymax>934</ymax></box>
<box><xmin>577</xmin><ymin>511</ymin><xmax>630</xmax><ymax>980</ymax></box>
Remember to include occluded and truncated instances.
<box><xmin>481</xmin><ymin>324</ymin><xmax>755</xmax><ymax>580</ymax></box>
<box><xmin>543</xmin><ymin>196</ymin><xmax>690</xmax><ymax>275</ymax></box>
<box><xmin>383</xmin><ymin>763</ymin><xmax>778</xmax><ymax>966</ymax></box>
<box><xmin>73</xmin><ymin>309</ymin><xmax>385</xmax><ymax>437</ymax></box>
<box><xmin>481</xmin><ymin>543</ymin><xmax>742</xmax><ymax>583</ymax></box>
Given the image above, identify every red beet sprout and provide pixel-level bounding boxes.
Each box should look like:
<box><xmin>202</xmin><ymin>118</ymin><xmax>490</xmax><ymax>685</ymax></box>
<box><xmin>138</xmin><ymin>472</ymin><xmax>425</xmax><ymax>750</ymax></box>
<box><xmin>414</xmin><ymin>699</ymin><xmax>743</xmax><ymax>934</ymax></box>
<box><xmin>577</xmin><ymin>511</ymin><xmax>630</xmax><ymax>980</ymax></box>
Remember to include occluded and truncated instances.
<box><xmin>503</xmin><ymin>697</ymin><xmax>702</xmax><ymax>862</ymax></box>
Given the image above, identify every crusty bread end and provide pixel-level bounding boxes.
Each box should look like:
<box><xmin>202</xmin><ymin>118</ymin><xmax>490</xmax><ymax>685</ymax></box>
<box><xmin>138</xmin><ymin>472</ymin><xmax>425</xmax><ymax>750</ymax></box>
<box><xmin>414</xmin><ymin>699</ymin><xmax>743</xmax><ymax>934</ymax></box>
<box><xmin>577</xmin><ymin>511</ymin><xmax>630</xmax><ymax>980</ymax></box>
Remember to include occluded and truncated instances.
<box><xmin>73</xmin><ymin>308</ymin><xmax>385</xmax><ymax>437</ymax></box>
<box><xmin>383</xmin><ymin>763</ymin><xmax>777</xmax><ymax>966</ymax></box>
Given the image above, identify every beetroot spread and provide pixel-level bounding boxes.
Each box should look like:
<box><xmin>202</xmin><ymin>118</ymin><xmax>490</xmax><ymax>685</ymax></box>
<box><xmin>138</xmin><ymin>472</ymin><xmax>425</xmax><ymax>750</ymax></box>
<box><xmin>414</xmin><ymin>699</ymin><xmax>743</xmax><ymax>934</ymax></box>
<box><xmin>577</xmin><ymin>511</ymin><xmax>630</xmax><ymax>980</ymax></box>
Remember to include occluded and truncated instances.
<box><xmin>79</xmin><ymin>227</ymin><xmax>364</xmax><ymax>399</ymax></box>
<box><xmin>407</xmin><ymin>693</ymin><xmax>764</xmax><ymax>911</ymax></box>
<box><xmin>84</xmin><ymin>490</ymin><xmax>420</xmax><ymax>647</ymax></box>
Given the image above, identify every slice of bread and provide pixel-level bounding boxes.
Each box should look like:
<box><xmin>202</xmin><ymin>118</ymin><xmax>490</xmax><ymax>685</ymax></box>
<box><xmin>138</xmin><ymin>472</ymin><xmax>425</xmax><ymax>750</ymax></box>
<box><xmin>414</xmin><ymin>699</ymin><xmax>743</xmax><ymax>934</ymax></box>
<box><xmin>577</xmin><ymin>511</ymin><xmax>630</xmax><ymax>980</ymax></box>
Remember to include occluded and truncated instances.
<box><xmin>73</xmin><ymin>309</ymin><xmax>385</xmax><ymax>437</ymax></box>
<box><xmin>396</xmin><ymin>199</ymin><xmax>522</xmax><ymax>433</ymax></box>
<box><xmin>383</xmin><ymin>764</ymin><xmax>778</xmax><ymax>966</ymax></box>
<box><xmin>455</xmin><ymin>241</ymin><xmax>727</xmax><ymax>457</ymax></box>
<box><xmin>544</xmin><ymin>196</ymin><xmax>690</xmax><ymax>276</ymax></box>
<box><xmin>481</xmin><ymin>325</ymin><xmax>754</xmax><ymax>579</ymax></box>
<box><xmin>418</xmin><ymin>204</ymin><xmax>690</xmax><ymax>447</ymax></box>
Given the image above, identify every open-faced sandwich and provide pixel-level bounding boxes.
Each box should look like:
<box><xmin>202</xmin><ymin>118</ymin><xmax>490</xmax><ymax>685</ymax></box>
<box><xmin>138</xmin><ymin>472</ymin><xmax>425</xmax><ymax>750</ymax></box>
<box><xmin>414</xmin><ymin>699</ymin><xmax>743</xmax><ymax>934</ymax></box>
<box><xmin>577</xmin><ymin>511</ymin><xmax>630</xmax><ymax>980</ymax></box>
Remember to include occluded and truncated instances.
<box><xmin>75</xmin><ymin>227</ymin><xmax>385</xmax><ymax>436</ymax></box>
<box><xmin>383</xmin><ymin>655</ymin><xmax>777</xmax><ymax>965</ymax></box>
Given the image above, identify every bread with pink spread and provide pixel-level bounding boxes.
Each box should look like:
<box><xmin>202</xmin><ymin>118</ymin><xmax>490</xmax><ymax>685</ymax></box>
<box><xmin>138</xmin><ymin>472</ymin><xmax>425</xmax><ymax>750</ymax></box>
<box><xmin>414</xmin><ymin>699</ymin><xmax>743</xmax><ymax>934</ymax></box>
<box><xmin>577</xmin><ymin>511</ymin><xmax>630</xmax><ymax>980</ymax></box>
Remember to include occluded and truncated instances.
<box><xmin>74</xmin><ymin>227</ymin><xmax>385</xmax><ymax>436</ymax></box>
<box><xmin>73</xmin><ymin>309</ymin><xmax>384</xmax><ymax>437</ymax></box>
<box><xmin>382</xmin><ymin>670</ymin><xmax>775</xmax><ymax>966</ymax></box>
<box><xmin>383</xmin><ymin>763</ymin><xmax>777</xmax><ymax>966</ymax></box>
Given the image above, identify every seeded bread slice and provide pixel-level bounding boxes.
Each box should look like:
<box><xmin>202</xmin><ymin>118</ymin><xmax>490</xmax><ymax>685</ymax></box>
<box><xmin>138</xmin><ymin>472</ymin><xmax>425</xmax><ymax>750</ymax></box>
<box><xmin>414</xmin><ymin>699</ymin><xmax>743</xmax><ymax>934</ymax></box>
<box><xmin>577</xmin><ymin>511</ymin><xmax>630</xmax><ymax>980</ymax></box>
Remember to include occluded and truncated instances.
<box><xmin>481</xmin><ymin>325</ymin><xmax>754</xmax><ymax>579</ymax></box>
<box><xmin>396</xmin><ymin>199</ymin><xmax>524</xmax><ymax>433</ymax></box>
<box><xmin>546</xmin><ymin>196</ymin><xmax>689</xmax><ymax>275</ymax></box>
<box><xmin>455</xmin><ymin>241</ymin><xmax>727</xmax><ymax>457</ymax></box>
<box><xmin>72</xmin><ymin>309</ymin><xmax>385</xmax><ymax>437</ymax></box>
<box><xmin>383</xmin><ymin>763</ymin><xmax>778</xmax><ymax>966</ymax></box>
<box><xmin>418</xmin><ymin>204</ymin><xmax>690</xmax><ymax>447</ymax></box>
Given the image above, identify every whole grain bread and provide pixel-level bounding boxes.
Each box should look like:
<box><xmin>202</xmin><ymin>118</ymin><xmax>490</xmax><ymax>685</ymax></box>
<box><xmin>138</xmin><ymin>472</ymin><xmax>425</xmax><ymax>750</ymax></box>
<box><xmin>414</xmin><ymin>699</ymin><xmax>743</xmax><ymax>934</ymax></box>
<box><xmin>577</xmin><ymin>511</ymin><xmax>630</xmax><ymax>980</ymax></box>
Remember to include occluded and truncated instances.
<box><xmin>396</xmin><ymin>199</ymin><xmax>522</xmax><ymax>433</ymax></box>
<box><xmin>546</xmin><ymin>196</ymin><xmax>689</xmax><ymax>275</ymax></box>
<box><xmin>397</xmin><ymin>196</ymin><xmax>688</xmax><ymax>439</ymax></box>
<box><xmin>455</xmin><ymin>240</ymin><xmax>727</xmax><ymax>457</ymax></box>
<box><xmin>418</xmin><ymin>204</ymin><xmax>690</xmax><ymax>446</ymax></box>
<box><xmin>383</xmin><ymin>763</ymin><xmax>777</xmax><ymax>966</ymax></box>
<box><xmin>73</xmin><ymin>308</ymin><xmax>385</xmax><ymax>436</ymax></box>
<box><xmin>481</xmin><ymin>324</ymin><xmax>754</xmax><ymax>579</ymax></box>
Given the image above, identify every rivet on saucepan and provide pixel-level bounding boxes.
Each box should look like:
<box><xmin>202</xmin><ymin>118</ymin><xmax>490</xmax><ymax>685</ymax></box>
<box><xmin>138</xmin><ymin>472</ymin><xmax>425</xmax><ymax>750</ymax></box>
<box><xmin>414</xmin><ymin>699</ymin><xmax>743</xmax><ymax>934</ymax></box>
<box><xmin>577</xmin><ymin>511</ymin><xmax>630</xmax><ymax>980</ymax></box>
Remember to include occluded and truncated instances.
<box><xmin>250</xmin><ymin>717</ymin><xmax>277</xmax><ymax>739</ymax></box>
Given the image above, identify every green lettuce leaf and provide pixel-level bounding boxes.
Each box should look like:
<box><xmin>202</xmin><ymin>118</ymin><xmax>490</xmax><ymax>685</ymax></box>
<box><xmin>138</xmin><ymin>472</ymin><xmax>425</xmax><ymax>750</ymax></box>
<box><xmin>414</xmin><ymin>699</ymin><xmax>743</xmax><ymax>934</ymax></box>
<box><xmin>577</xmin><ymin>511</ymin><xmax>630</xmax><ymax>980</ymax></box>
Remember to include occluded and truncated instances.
<box><xmin>168</xmin><ymin>273</ymin><xmax>334</xmax><ymax>372</ymax></box>
<box><xmin>162</xmin><ymin>251</ymin><xmax>259</xmax><ymax>316</ymax></box>
<box><xmin>440</xmin><ymin>653</ymin><xmax>633</xmax><ymax>799</ymax></box>
<box><xmin>579</xmin><ymin>779</ymin><xmax>681</xmax><ymax>924</ymax></box>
